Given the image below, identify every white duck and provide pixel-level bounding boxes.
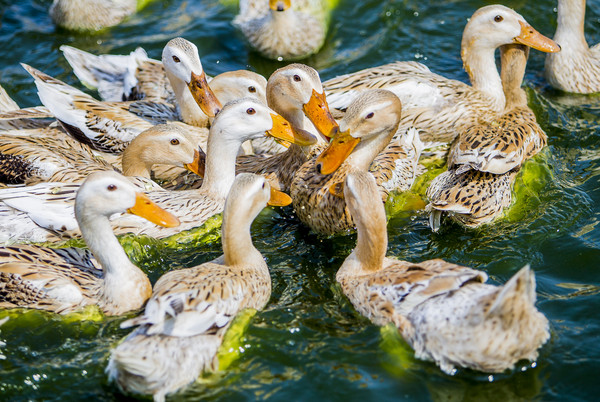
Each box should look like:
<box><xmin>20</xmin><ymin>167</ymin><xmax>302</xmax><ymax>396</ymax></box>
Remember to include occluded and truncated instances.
<box><xmin>0</xmin><ymin>171</ymin><xmax>179</xmax><ymax>315</ymax></box>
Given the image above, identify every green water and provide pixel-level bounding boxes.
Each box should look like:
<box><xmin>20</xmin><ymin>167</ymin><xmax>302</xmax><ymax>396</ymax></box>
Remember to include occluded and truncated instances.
<box><xmin>1</xmin><ymin>0</ymin><xmax>599</xmax><ymax>400</ymax></box>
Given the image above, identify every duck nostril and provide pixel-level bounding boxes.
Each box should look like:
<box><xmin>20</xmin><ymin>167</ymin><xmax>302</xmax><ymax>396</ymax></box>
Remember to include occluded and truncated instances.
<box><xmin>277</xmin><ymin>3</ymin><xmax>284</xmax><ymax>11</ymax></box>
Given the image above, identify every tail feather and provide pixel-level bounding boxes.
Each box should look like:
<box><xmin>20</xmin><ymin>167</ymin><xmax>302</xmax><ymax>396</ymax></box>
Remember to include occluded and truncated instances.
<box><xmin>487</xmin><ymin>265</ymin><xmax>536</xmax><ymax>319</ymax></box>
<box><xmin>0</xmin><ymin>85</ymin><xmax>19</xmax><ymax>112</ymax></box>
<box><xmin>61</xmin><ymin>45</ymin><xmax>148</xmax><ymax>101</ymax></box>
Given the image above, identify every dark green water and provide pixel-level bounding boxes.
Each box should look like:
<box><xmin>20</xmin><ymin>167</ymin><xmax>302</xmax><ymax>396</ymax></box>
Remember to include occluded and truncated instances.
<box><xmin>1</xmin><ymin>0</ymin><xmax>599</xmax><ymax>400</ymax></box>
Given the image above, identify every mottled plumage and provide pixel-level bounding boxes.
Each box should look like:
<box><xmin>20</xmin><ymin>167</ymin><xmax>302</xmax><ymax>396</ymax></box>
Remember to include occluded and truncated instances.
<box><xmin>291</xmin><ymin>90</ymin><xmax>422</xmax><ymax>234</ymax></box>
<box><xmin>426</xmin><ymin>168</ymin><xmax>518</xmax><ymax>231</ymax></box>
<box><xmin>50</xmin><ymin>0</ymin><xmax>144</xmax><ymax>31</ymax></box>
<box><xmin>0</xmin><ymin>172</ymin><xmax>179</xmax><ymax>315</ymax></box>
<box><xmin>338</xmin><ymin>171</ymin><xmax>549</xmax><ymax>374</ymax></box>
<box><xmin>107</xmin><ymin>174</ymin><xmax>272</xmax><ymax>401</ymax></box>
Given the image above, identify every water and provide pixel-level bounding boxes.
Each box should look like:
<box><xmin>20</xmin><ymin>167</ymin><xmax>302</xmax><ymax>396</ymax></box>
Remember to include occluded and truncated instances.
<box><xmin>0</xmin><ymin>0</ymin><xmax>599</xmax><ymax>400</ymax></box>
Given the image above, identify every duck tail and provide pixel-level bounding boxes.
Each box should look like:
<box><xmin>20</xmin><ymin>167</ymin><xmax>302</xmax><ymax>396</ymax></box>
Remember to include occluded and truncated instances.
<box><xmin>0</xmin><ymin>84</ymin><xmax>19</xmax><ymax>113</ymax></box>
<box><xmin>60</xmin><ymin>45</ymin><xmax>148</xmax><ymax>102</ymax></box>
<box><xmin>487</xmin><ymin>265</ymin><xmax>536</xmax><ymax>319</ymax></box>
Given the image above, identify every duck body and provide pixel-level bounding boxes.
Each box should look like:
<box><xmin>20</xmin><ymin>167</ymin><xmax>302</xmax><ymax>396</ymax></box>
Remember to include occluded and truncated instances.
<box><xmin>0</xmin><ymin>99</ymin><xmax>307</xmax><ymax>243</ymax></box>
<box><xmin>337</xmin><ymin>171</ymin><xmax>549</xmax><ymax>374</ymax></box>
<box><xmin>0</xmin><ymin>171</ymin><xmax>179</xmax><ymax>315</ymax></box>
<box><xmin>545</xmin><ymin>0</ymin><xmax>600</xmax><ymax>93</ymax></box>
<box><xmin>107</xmin><ymin>174</ymin><xmax>272</xmax><ymax>401</ymax></box>
<box><xmin>50</xmin><ymin>0</ymin><xmax>143</xmax><ymax>31</ymax></box>
<box><xmin>234</xmin><ymin>0</ymin><xmax>330</xmax><ymax>60</ymax></box>
<box><xmin>291</xmin><ymin>90</ymin><xmax>422</xmax><ymax>235</ymax></box>
<box><xmin>323</xmin><ymin>5</ymin><xmax>560</xmax><ymax>144</ymax></box>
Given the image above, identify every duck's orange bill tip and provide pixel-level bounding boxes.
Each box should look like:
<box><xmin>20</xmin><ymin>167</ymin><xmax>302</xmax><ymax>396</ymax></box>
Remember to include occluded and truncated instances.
<box><xmin>267</xmin><ymin>113</ymin><xmax>316</xmax><ymax>146</ymax></box>
<box><xmin>315</xmin><ymin>130</ymin><xmax>360</xmax><ymax>175</ymax></box>
<box><xmin>128</xmin><ymin>193</ymin><xmax>180</xmax><ymax>228</ymax></box>
<box><xmin>184</xmin><ymin>148</ymin><xmax>206</xmax><ymax>178</ymax></box>
<box><xmin>188</xmin><ymin>71</ymin><xmax>223</xmax><ymax>117</ymax></box>
<box><xmin>269</xmin><ymin>0</ymin><xmax>290</xmax><ymax>11</ymax></box>
<box><xmin>303</xmin><ymin>89</ymin><xmax>340</xmax><ymax>139</ymax></box>
<box><xmin>267</xmin><ymin>187</ymin><xmax>292</xmax><ymax>207</ymax></box>
<box><xmin>514</xmin><ymin>21</ymin><xmax>561</xmax><ymax>53</ymax></box>
<box><xmin>328</xmin><ymin>182</ymin><xmax>345</xmax><ymax>199</ymax></box>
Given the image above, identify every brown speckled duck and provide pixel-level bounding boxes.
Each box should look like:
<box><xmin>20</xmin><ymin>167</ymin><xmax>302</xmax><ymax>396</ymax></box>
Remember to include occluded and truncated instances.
<box><xmin>337</xmin><ymin>170</ymin><xmax>550</xmax><ymax>374</ymax></box>
<box><xmin>107</xmin><ymin>173</ymin><xmax>273</xmax><ymax>401</ymax></box>
<box><xmin>291</xmin><ymin>89</ymin><xmax>422</xmax><ymax>235</ymax></box>
<box><xmin>0</xmin><ymin>171</ymin><xmax>179</xmax><ymax>315</ymax></box>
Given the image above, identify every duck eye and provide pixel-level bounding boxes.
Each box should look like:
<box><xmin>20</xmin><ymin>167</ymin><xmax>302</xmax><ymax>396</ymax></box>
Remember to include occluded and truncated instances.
<box><xmin>172</xmin><ymin>55</ymin><xmax>181</xmax><ymax>63</ymax></box>
<box><xmin>494</xmin><ymin>15</ymin><xmax>503</xmax><ymax>22</ymax></box>
<box><xmin>262</xmin><ymin>182</ymin><xmax>266</xmax><ymax>189</ymax></box>
<box><xmin>248</xmin><ymin>86</ymin><xmax>256</xmax><ymax>93</ymax></box>
<box><xmin>366</xmin><ymin>112</ymin><xmax>375</xmax><ymax>119</ymax></box>
<box><xmin>247</xmin><ymin>108</ymin><xmax>256</xmax><ymax>115</ymax></box>
<box><xmin>170</xmin><ymin>138</ymin><xmax>180</xmax><ymax>145</ymax></box>
<box><xmin>107</xmin><ymin>184</ymin><xmax>117</xmax><ymax>191</ymax></box>
<box><xmin>293</xmin><ymin>74</ymin><xmax>301</xmax><ymax>82</ymax></box>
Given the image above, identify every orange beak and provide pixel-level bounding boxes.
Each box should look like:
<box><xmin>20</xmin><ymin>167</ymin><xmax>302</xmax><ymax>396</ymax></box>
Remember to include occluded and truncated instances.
<box><xmin>267</xmin><ymin>113</ymin><xmax>317</xmax><ymax>146</ymax></box>
<box><xmin>315</xmin><ymin>129</ymin><xmax>360</xmax><ymax>175</ymax></box>
<box><xmin>303</xmin><ymin>89</ymin><xmax>339</xmax><ymax>139</ymax></box>
<box><xmin>514</xmin><ymin>21</ymin><xmax>561</xmax><ymax>53</ymax></box>
<box><xmin>268</xmin><ymin>187</ymin><xmax>292</xmax><ymax>207</ymax></box>
<box><xmin>183</xmin><ymin>148</ymin><xmax>206</xmax><ymax>178</ymax></box>
<box><xmin>269</xmin><ymin>0</ymin><xmax>290</xmax><ymax>11</ymax></box>
<box><xmin>188</xmin><ymin>71</ymin><xmax>223</xmax><ymax>117</ymax></box>
<box><xmin>128</xmin><ymin>193</ymin><xmax>180</xmax><ymax>227</ymax></box>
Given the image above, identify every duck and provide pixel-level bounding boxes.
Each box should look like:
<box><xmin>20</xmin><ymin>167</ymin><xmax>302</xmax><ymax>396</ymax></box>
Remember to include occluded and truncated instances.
<box><xmin>545</xmin><ymin>0</ymin><xmax>600</xmax><ymax>93</ymax></box>
<box><xmin>322</xmin><ymin>5</ymin><xmax>560</xmax><ymax>144</ymax></box>
<box><xmin>233</xmin><ymin>0</ymin><xmax>332</xmax><ymax>61</ymax></box>
<box><xmin>0</xmin><ymin>99</ymin><xmax>310</xmax><ymax>243</ymax></box>
<box><xmin>235</xmin><ymin>63</ymin><xmax>339</xmax><ymax>192</ymax></box>
<box><xmin>106</xmin><ymin>173</ymin><xmax>273</xmax><ymax>401</ymax></box>
<box><xmin>0</xmin><ymin>123</ymin><xmax>202</xmax><ymax>186</ymax></box>
<box><xmin>0</xmin><ymin>171</ymin><xmax>179</xmax><ymax>315</ymax></box>
<box><xmin>290</xmin><ymin>89</ymin><xmax>422</xmax><ymax>235</ymax></box>
<box><xmin>49</xmin><ymin>0</ymin><xmax>150</xmax><ymax>31</ymax></box>
<box><xmin>448</xmin><ymin>44</ymin><xmax>547</xmax><ymax>175</ymax></box>
<box><xmin>337</xmin><ymin>170</ymin><xmax>549</xmax><ymax>374</ymax></box>
<box><xmin>426</xmin><ymin>44</ymin><xmax>544</xmax><ymax>231</ymax></box>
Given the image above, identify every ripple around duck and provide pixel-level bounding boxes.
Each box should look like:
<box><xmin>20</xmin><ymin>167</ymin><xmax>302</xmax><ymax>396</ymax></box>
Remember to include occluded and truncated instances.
<box><xmin>1</xmin><ymin>0</ymin><xmax>600</xmax><ymax>400</ymax></box>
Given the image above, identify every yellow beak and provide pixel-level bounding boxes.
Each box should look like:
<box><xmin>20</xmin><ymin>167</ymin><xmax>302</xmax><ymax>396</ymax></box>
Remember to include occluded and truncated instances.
<box><xmin>302</xmin><ymin>89</ymin><xmax>340</xmax><ymax>139</ymax></box>
<box><xmin>183</xmin><ymin>148</ymin><xmax>206</xmax><ymax>178</ymax></box>
<box><xmin>269</xmin><ymin>0</ymin><xmax>290</xmax><ymax>11</ymax></box>
<box><xmin>514</xmin><ymin>21</ymin><xmax>561</xmax><ymax>53</ymax></box>
<box><xmin>268</xmin><ymin>187</ymin><xmax>292</xmax><ymax>207</ymax></box>
<box><xmin>128</xmin><ymin>193</ymin><xmax>180</xmax><ymax>228</ymax></box>
<box><xmin>315</xmin><ymin>129</ymin><xmax>360</xmax><ymax>175</ymax></box>
<box><xmin>267</xmin><ymin>113</ymin><xmax>317</xmax><ymax>146</ymax></box>
<box><xmin>187</xmin><ymin>71</ymin><xmax>223</xmax><ymax>117</ymax></box>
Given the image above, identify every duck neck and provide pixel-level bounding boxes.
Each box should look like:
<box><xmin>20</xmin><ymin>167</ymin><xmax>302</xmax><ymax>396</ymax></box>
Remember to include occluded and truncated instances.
<box><xmin>352</xmin><ymin>196</ymin><xmax>387</xmax><ymax>273</ymax></box>
<box><xmin>555</xmin><ymin>0</ymin><xmax>588</xmax><ymax>51</ymax></box>
<box><xmin>166</xmin><ymin>69</ymin><xmax>207</xmax><ymax>126</ymax></box>
<box><xmin>500</xmin><ymin>44</ymin><xmax>529</xmax><ymax>109</ymax></box>
<box><xmin>221</xmin><ymin>202</ymin><xmax>263</xmax><ymax>267</ymax></box>
<box><xmin>75</xmin><ymin>206</ymin><xmax>151</xmax><ymax>305</ymax></box>
<box><xmin>345</xmin><ymin>130</ymin><xmax>395</xmax><ymax>172</ymax></box>
<box><xmin>201</xmin><ymin>128</ymin><xmax>241</xmax><ymax>200</ymax></box>
<box><xmin>121</xmin><ymin>141</ymin><xmax>152</xmax><ymax>178</ymax></box>
<box><xmin>462</xmin><ymin>43</ymin><xmax>505</xmax><ymax>110</ymax></box>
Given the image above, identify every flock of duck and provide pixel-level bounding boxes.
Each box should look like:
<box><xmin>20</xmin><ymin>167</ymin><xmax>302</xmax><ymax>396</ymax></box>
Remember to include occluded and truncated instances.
<box><xmin>0</xmin><ymin>0</ymin><xmax>599</xmax><ymax>400</ymax></box>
